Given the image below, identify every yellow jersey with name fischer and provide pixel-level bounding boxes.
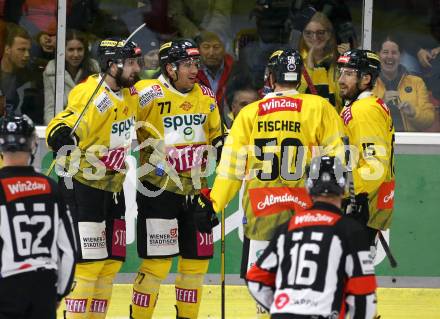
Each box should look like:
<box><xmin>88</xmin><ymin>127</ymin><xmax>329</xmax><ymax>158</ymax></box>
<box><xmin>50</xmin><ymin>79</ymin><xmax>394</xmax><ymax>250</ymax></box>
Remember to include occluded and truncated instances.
<box><xmin>340</xmin><ymin>92</ymin><xmax>395</xmax><ymax>230</ymax></box>
<box><xmin>210</xmin><ymin>90</ymin><xmax>344</xmax><ymax>240</ymax></box>
<box><xmin>46</xmin><ymin>74</ymin><xmax>138</xmax><ymax>192</ymax></box>
<box><xmin>135</xmin><ymin>75</ymin><xmax>222</xmax><ymax>195</ymax></box>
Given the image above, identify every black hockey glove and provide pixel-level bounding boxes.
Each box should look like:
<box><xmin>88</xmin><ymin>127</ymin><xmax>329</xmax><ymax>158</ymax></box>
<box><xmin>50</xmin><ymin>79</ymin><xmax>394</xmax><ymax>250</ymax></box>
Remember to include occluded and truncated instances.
<box><xmin>212</xmin><ymin>134</ymin><xmax>225</xmax><ymax>163</ymax></box>
<box><xmin>194</xmin><ymin>189</ymin><xmax>219</xmax><ymax>233</ymax></box>
<box><xmin>47</xmin><ymin>125</ymin><xmax>78</xmax><ymax>153</ymax></box>
<box><xmin>344</xmin><ymin>193</ymin><xmax>370</xmax><ymax>225</ymax></box>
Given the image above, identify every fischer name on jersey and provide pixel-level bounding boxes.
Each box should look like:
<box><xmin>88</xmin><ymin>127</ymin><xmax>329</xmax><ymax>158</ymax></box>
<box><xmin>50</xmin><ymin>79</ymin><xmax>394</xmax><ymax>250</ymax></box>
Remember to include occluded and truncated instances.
<box><xmin>210</xmin><ymin>90</ymin><xmax>344</xmax><ymax>241</ymax></box>
<box><xmin>135</xmin><ymin>75</ymin><xmax>222</xmax><ymax>195</ymax></box>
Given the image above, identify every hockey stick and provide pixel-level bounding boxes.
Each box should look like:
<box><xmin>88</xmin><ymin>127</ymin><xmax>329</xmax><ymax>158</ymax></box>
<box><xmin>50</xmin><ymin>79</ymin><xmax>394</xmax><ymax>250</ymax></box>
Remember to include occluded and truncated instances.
<box><xmin>46</xmin><ymin>23</ymin><xmax>146</xmax><ymax>176</ymax></box>
<box><xmin>377</xmin><ymin>231</ymin><xmax>398</xmax><ymax>268</ymax></box>
<box><xmin>342</xmin><ymin>136</ymin><xmax>398</xmax><ymax>268</ymax></box>
<box><xmin>220</xmin><ymin>208</ymin><xmax>226</xmax><ymax>319</ymax></box>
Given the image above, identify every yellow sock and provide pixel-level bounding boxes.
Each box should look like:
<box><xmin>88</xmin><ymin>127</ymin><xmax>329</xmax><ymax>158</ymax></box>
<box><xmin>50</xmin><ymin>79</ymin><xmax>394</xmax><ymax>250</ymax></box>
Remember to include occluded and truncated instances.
<box><xmin>89</xmin><ymin>260</ymin><xmax>122</xmax><ymax>319</ymax></box>
<box><xmin>130</xmin><ymin>258</ymin><xmax>172</xmax><ymax>319</ymax></box>
<box><xmin>64</xmin><ymin>261</ymin><xmax>105</xmax><ymax>319</ymax></box>
<box><xmin>175</xmin><ymin>257</ymin><xmax>209</xmax><ymax>319</ymax></box>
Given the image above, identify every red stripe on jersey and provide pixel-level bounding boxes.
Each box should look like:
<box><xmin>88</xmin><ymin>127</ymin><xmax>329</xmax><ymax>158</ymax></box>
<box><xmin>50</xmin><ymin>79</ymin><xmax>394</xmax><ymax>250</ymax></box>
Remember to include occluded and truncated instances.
<box><xmin>376</xmin><ymin>98</ymin><xmax>391</xmax><ymax>116</ymax></box>
<box><xmin>129</xmin><ymin>86</ymin><xmax>138</xmax><ymax>95</ymax></box>
<box><xmin>340</xmin><ymin>106</ymin><xmax>353</xmax><ymax>125</ymax></box>
<box><xmin>258</xmin><ymin>97</ymin><xmax>302</xmax><ymax>116</ymax></box>
<box><xmin>1</xmin><ymin>177</ymin><xmax>51</xmax><ymax>202</ymax></box>
<box><xmin>346</xmin><ymin>275</ymin><xmax>377</xmax><ymax>295</ymax></box>
<box><xmin>246</xmin><ymin>264</ymin><xmax>275</xmax><ymax>287</ymax></box>
<box><xmin>288</xmin><ymin>209</ymin><xmax>341</xmax><ymax>230</ymax></box>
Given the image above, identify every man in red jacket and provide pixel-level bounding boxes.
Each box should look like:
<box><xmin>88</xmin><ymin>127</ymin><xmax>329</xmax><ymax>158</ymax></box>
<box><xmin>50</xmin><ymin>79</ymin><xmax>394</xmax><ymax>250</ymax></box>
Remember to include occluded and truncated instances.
<box><xmin>197</xmin><ymin>31</ymin><xmax>234</xmax><ymax>108</ymax></box>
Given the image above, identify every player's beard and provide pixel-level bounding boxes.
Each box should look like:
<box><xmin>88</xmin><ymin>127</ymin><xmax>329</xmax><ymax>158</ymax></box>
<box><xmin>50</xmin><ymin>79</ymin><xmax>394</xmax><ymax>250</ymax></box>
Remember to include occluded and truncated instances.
<box><xmin>117</xmin><ymin>73</ymin><xmax>139</xmax><ymax>88</ymax></box>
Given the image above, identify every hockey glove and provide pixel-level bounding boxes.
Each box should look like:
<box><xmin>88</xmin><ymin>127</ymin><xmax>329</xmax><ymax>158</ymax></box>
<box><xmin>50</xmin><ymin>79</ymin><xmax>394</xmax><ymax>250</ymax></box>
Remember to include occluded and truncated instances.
<box><xmin>194</xmin><ymin>189</ymin><xmax>219</xmax><ymax>233</ymax></box>
<box><xmin>47</xmin><ymin>125</ymin><xmax>78</xmax><ymax>153</ymax></box>
<box><xmin>344</xmin><ymin>193</ymin><xmax>370</xmax><ymax>224</ymax></box>
<box><xmin>212</xmin><ymin>134</ymin><xmax>225</xmax><ymax>163</ymax></box>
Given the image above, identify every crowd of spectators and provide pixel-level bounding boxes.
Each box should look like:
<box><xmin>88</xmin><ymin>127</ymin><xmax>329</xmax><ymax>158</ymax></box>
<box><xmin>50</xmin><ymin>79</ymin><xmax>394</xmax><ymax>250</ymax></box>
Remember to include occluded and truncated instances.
<box><xmin>0</xmin><ymin>0</ymin><xmax>438</xmax><ymax>132</ymax></box>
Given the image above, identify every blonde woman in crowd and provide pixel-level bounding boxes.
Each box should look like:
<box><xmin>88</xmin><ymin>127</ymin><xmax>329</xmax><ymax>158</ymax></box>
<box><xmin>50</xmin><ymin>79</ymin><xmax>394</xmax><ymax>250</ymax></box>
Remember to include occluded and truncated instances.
<box><xmin>297</xmin><ymin>11</ymin><xmax>346</xmax><ymax>111</ymax></box>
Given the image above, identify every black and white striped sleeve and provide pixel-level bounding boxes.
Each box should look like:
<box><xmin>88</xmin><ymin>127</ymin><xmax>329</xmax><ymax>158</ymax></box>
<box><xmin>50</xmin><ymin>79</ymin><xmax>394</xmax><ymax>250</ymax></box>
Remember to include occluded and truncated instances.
<box><xmin>56</xmin><ymin>198</ymin><xmax>77</xmax><ymax>300</ymax></box>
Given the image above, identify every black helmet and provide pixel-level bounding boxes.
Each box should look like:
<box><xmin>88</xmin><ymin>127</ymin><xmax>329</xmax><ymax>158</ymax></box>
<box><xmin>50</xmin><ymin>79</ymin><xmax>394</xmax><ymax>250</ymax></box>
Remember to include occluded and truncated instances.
<box><xmin>158</xmin><ymin>39</ymin><xmax>200</xmax><ymax>74</ymax></box>
<box><xmin>306</xmin><ymin>156</ymin><xmax>346</xmax><ymax>196</ymax></box>
<box><xmin>98</xmin><ymin>38</ymin><xmax>142</xmax><ymax>70</ymax></box>
<box><xmin>337</xmin><ymin>49</ymin><xmax>381</xmax><ymax>84</ymax></box>
<box><xmin>0</xmin><ymin>112</ymin><xmax>36</xmax><ymax>153</ymax></box>
<box><xmin>265</xmin><ymin>49</ymin><xmax>303</xmax><ymax>84</ymax></box>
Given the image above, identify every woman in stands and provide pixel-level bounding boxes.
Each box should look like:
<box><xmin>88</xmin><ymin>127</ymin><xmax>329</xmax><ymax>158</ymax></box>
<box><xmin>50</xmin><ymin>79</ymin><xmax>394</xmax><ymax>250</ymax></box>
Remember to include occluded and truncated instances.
<box><xmin>373</xmin><ymin>35</ymin><xmax>435</xmax><ymax>132</ymax></box>
<box><xmin>297</xmin><ymin>10</ymin><xmax>344</xmax><ymax>112</ymax></box>
<box><xmin>43</xmin><ymin>29</ymin><xmax>100</xmax><ymax>124</ymax></box>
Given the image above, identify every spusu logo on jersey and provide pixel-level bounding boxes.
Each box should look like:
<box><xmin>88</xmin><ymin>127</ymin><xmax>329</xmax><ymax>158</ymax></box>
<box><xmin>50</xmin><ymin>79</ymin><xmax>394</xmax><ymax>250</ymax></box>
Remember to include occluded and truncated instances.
<box><xmin>258</xmin><ymin>97</ymin><xmax>302</xmax><ymax>116</ymax></box>
<box><xmin>1</xmin><ymin>177</ymin><xmax>51</xmax><ymax>202</ymax></box>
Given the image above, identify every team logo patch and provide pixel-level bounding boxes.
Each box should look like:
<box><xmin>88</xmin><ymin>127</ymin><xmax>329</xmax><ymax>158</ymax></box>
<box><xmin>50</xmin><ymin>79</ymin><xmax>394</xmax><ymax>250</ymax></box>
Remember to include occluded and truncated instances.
<box><xmin>94</xmin><ymin>92</ymin><xmax>113</xmax><ymax>113</ymax></box>
<box><xmin>1</xmin><ymin>177</ymin><xmax>51</xmax><ymax>202</ymax></box>
<box><xmin>175</xmin><ymin>287</ymin><xmax>198</xmax><ymax>303</ymax></box>
<box><xmin>139</xmin><ymin>84</ymin><xmax>164</xmax><ymax>107</ymax></box>
<box><xmin>180</xmin><ymin>101</ymin><xmax>192</xmax><ymax>111</ymax></box>
<box><xmin>258</xmin><ymin>97</ymin><xmax>302</xmax><ymax>116</ymax></box>
<box><xmin>248</xmin><ymin>187</ymin><xmax>311</xmax><ymax>217</ymax></box>
<box><xmin>209</xmin><ymin>103</ymin><xmax>216</xmax><ymax>112</ymax></box>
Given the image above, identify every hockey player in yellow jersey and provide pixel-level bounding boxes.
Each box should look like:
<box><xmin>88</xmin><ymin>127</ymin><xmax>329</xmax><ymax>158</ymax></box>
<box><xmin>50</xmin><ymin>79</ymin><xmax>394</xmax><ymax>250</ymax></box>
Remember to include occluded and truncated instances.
<box><xmin>131</xmin><ymin>39</ymin><xmax>222</xmax><ymax>319</ymax></box>
<box><xmin>196</xmin><ymin>49</ymin><xmax>344</xmax><ymax>318</ymax></box>
<box><xmin>46</xmin><ymin>38</ymin><xmax>142</xmax><ymax>318</ymax></box>
<box><xmin>337</xmin><ymin>49</ymin><xmax>395</xmax><ymax>247</ymax></box>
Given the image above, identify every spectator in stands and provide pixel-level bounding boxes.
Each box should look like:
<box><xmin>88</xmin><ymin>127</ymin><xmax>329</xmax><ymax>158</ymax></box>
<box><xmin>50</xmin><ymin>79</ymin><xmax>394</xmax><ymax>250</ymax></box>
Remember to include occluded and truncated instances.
<box><xmin>197</xmin><ymin>31</ymin><xmax>234</xmax><ymax>107</ymax></box>
<box><xmin>0</xmin><ymin>23</ymin><xmax>44</xmax><ymax>124</ymax></box>
<box><xmin>31</xmin><ymin>19</ymin><xmax>56</xmax><ymax>67</ymax></box>
<box><xmin>297</xmin><ymin>10</ymin><xmax>344</xmax><ymax>111</ymax></box>
<box><xmin>373</xmin><ymin>35</ymin><xmax>435</xmax><ymax>132</ymax></box>
<box><xmin>140</xmin><ymin>48</ymin><xmax>160</xmax><ymax>79</ymax></box>
<box><xmin>43</xmin><ymin>29</ymin><xmax>100</xmax><ymax>124</ymax></box>
<box><xmin>168</xmin><ymin>0</ymin><xmax>233</xmax><ymax>49</ymax></box>
<box><xmin>288</xmin><ymin>1</ymin><xmax>357</xmax><ymax>50</ymax></box>
<box><xmin>235</xmin><ymin>0</ymin><xmax>292</xmax><ymax>89</ymax></box>
<box><xmin>223</xmin><ymin>84</ymin><xmax>259</xmax><ymax>127</ymax></box>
